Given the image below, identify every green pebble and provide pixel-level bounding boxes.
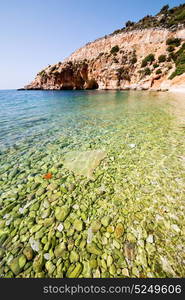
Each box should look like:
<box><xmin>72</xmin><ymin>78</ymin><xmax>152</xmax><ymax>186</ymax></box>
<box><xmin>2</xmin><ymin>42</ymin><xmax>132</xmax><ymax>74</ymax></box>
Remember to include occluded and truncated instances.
<box><xmin>55</xmin><ymin>206</ymin><xmax>70</xmax><ymax>221</ymax></box>
<box><xmin>67</xmin><ymin>263</ymin><xmax>83</xmax><ymax>278</ymax></box>
<box><xmin>87</xmin><ymin>243</ymin><xmax>102</xmax><ymax>256</ymax></box>
<box><xmin>89</xmin><ymin>259</ymin><xmax>97</xmax><ymax>268</ymax></box>
<box><xmin>113</xmin><ymin>240</ymin><xmax>121</xmax><ymax>249</ymax></box>
<box><xmin>109</xmin><ymin>264</ymin><xmax>116</xmax><ymax>275</ymax></box>
<box><xmin>45</xmin><ymin>261</ymin><xmax>56</xmax><ymax>274</ymax></box>
<box><xmin>41</xmin><ymin>236</ymin><xmax>47</xmax><ymax>244</ymax></box>
<box><xmin>115</xmin><ymin>223</ymin><xmax>124</xmax><ymax>239</ymax></box>
<box><xmin>30</xmin><ymin>224</ymin><xmax>42</xmax><ymax>234</ymax></box>
<box><xmin>44</xmin><ymin>217</ymin><xmax>55</xmax><ymax>227</ymax></box>
<box><xmin>23</xmin><ymin>247</ymin><xmax>33</xmax><ymax>260</ymax></box>
<box><xmin>19</xmin><ymin>255</ymin><xmax>27</xmax><ymax>268</ymax></box>
<box><xmin>91</xmin><ymin>220</ymin><xmax>101</xmax><ymax>233</ymax></box>
<box><xmin>36</xmin><ymin>188</ymin><xmax>46</xmax><ymax>196</ymax></box>
<box><xmin>69</xmin><ymin>250</ymin><xmax>79</xmax><ymax>263</ymax></box>
<box><xmin>127</xmin><ymin>233</ymin><xmax>136</xmax><ymax>243</ymax></box>
<box><xmin>73</xmin><ymin>219</ymin><xmax>83</xmax><ymax>231</ymax></box>
<box><xmin>64</xmin><ymin>220</ymin><xmax>71</xmax><ymax>230</ymax></box>
<box><xmin>0</xmin><ymin>248</ymin><xmax>5</xmax><ymax>258</ymax></box>
<box><xmin>9</xmin><ymin>257</ymin><xmax>21</xmax><ymax>275</ymax></box>
<box><xmin>33</xmin><ymin>254</ymin><xmax>44</xmax><ymax>273</ymax></box>
<box><xmin>54</xmin><ymin>243</ymin><xmax>66</xmax><ymax>258</ymax></box>
<box><xmin>101</xmin><ymin>216</ymin><xmax>111</xmax><ymax>227</ymax></box>
<box><xmin>107</xmin><ymin>255</ymin><xmax>113</xmax><ymax>267</ymax></box>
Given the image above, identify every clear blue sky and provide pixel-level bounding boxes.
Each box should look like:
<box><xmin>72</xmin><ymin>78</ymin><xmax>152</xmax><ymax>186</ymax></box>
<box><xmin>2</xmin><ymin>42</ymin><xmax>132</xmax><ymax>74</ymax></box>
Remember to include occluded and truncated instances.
<box><xmin>0</xmin><ymin>0</ymin><xmax>184</xmax><ymax>89</ymax></box>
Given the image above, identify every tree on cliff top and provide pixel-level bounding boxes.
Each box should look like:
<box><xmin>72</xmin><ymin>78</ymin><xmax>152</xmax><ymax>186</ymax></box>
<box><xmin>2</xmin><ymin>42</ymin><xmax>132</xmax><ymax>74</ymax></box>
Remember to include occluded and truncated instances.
<box><xmin>160</xmin><ymin>5</ymin><xmax>169</xmax><ymax>14</ymax></box>
<box><xmin>125</xmin><ymin>20</ymin><xmax>135</xmax><ymax>28</ymax></box>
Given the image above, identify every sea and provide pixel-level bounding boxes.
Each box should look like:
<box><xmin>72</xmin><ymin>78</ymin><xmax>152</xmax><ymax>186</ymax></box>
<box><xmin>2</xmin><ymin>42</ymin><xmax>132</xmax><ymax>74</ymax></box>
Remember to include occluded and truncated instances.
<box><xmin>0</xmin><ymin>89</ymin><xmax>185</xmax><ymax>277</ymax></box>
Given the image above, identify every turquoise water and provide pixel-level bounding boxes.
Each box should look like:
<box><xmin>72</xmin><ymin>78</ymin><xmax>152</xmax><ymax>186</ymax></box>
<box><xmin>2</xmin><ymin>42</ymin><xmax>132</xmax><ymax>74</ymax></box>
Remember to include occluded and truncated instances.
<box><xmin>1</xmin><ymin>89</ymin><xmax>137</xmax><ymax>149</ymax></box>
<box><xmin>0</xmin><ymin>90</ymin><xmax>185</xmax><ymax>278</ymax></box>
<box><xmin>0</xmin><ymin>89</ymin><xmax>184</xmax><ymax>150</ymax></box>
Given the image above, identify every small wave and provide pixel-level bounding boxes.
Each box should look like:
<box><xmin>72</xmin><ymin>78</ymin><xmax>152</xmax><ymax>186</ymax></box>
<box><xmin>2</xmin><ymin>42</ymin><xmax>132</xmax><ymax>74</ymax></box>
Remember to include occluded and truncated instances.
<box><xmin>22</xmin><ymin>117</ymin><xmax>48</xmax><ymax>127</ymax></box>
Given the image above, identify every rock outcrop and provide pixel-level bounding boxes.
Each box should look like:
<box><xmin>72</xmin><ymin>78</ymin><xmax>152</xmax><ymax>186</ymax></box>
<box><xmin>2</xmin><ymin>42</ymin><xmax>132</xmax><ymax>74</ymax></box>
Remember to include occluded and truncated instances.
<box><xmin>24</xmin><ymin>5</ymin><xmax>185</xmax><ymax>92</ymax></box>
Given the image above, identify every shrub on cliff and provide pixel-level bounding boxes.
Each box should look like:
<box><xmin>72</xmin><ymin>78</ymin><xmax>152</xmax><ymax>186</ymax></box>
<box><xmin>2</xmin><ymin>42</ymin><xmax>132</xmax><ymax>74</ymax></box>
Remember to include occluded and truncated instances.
<box><xmin>50</xmin><ymin>65</ymin><xmax>57</xmax><ymax>72</ymax></box>
<box><xmin>38</xmin><ymin>70</ymin><xmax>46</xmax><ymax>77</ymax></box>
<box><xmin>144</xmin><ymin>68</ymin><xmax>151</xmax><ymax>75</ymax></box>
<box><xmin>153</xmin><ymin>63</ymin><xmax>159</xmax><ymax>68</ymax></box>
<box><xmin>156</xmin><ymin>69</ymin><xmax>162</xmax><ymax>74</ymax></box>
<box><xmin>158</xmin><ymin>55</ymin><xmax>166</xmax><ymax>63</ymax></box>
<box><xmin>125</xmin><ymin>20</ymin><xmax>135</xmax><ymax>27</ymax></box>
<box><xmin>117</xmin><ymin>68</ymin><xmax>130</xmax><ymax>81</ymax></box>
<box><xmin>131</xmin><ymin>56</ymin><xmax>137</xmax><ymax>64</ymax></box>
<box><xmin>166</xmin><ymin>38</ymin><xmax>181</xmax><ymax>47</ymax></box>
<box><xmin>160</xmin><ymin>5</ymin><xmax>169</xmax><ymax>14</ymax></box>
<box><xmin>167</xmin><ymin>52</ymin><xmax>176</xmax><ymax>61</ymax></box>
<box><xmin>174</xmin><ymin>10</ymin><xmax>185</xmax><ymax>22</ymax></box>
<box><xmin>174</xmin><ymin>43</ymin><xmax>185</xmax><ymax>60</ymax></box>
<box><xmin>141</xmin><ymin>54</ymin><xmax>155</xmax><ymax>67</ymax></box>
<box><xmin>169</xmin><ymin>43</ymin><xmax>185</xmax><ymax>79</ymax></box>
<box><xmin>110</xmin><ymin>4</ymin><xmax>185</xmax><ymax>36</ymax></box>
<box><xmin>169</xmin><ymin>64</ymin><xmax>185</xmax><ymax>79</ymax></box>
<box><xmin>110</xmin><ymin>45</ymin><xmax>120</xmax><ymax>55</ymax></box>
<box><xmin>167</xmin><ymin>45</ymin><xmax>175</xmax><ymax>52</ymax></box>
<box><xmin>131</xmin><ymin>50</ymin><xmax>137</xmax><ymax>64</ymax></box>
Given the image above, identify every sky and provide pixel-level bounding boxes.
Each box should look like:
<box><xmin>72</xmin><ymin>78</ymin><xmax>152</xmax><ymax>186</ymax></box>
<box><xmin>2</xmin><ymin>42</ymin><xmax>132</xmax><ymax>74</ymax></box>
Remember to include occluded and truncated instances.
<box><xmin>0</xmin><ymin>0</ymin><xmax>184</xmax><ymax>89</ymax></box>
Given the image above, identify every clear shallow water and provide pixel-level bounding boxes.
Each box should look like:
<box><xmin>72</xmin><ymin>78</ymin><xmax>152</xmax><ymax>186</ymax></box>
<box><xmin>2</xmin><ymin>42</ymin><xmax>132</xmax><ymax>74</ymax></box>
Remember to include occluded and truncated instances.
<box><xmin>0</xmin><ymin>90</ymin><xmax>185</xmax><ymax>278</ymax></box>
<box><xmin>0</xmin><ymin>89</ymin><xmax>184</xmax><ymax>149</ymax></box>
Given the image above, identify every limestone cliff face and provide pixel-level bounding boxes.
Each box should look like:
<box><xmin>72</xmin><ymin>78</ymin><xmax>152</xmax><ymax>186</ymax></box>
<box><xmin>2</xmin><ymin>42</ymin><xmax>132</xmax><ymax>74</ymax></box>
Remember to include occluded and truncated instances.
<box><xmin>25</xmin><ymin>28</ymin><xmax>185</xmax><ymax>92</ymax></box>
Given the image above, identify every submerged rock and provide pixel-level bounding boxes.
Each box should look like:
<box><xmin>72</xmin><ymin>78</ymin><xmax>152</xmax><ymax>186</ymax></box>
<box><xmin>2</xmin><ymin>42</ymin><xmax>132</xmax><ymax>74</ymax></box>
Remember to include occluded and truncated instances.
<box><xmin>63</xmin><ymin>150</ymin><xmax>106</xmax><ymax>178</ymax></box>
<box><xmin>54</xmin><ymin>243</ymin><xmax>66</xmax><ymax>258</ymax></box>
<box><xmin>9</xmin><ymin>255</ymin><xmax>26</xmax><ymax>275</ymax></box>
<box><xmin>9</xmin><ymin>257</ymin><xmax>21</xmax><ymax>276</ymax></box>
<box><xmin>55</xmin><ymin>206</ymin><xmax>71</xmax><ymax>222</ymax></box>
<box><xmin>124</xmin><ymin>242</ymin><xmax>136</xmax><ymax>261</ymax></box>
<box><xmin>101</xmin><ymin>216</ymin><xmax>111</xmax><ymax>227</ymax></box>
<box><xmin>115</xmin><ymin>223</ymin><xmax>124</xmax><ymax>239</ymax></box>
<box><xmin>67</xmin><ymin>263</ymin><xmax>83</xmax><ymax>278</ymax></box>
<box><xmin>87</xmin><ymin>243</ymin><xmax>102</xmax><ymax>255</ymax></box>
<box><xmin>91</xmin><ymin>220</ymin><xmax>101</xmax><ymax>233</ymax></box>
<box><xmin>69</xmin><ymin>250</ymin><xmax>79</xmax><ymax>263</ymax></box>
<box><xmin>73</xmin><ymin>219</ymin><xmax>83</xmax><ymax>231</ymax></box>
<box><xmin>23</xmin><ymin>247</ymin><xmax>33</xmax><ymax>260</ymax></box>
<box><xmin>45</xmin><ymin>261</ymin><xmax>56</xmax><ymax>274</ymax></box>
<box><xmin>33</xmin><ymin>254</ymin><xmax>44</xmax><ymax>273</ymax></box>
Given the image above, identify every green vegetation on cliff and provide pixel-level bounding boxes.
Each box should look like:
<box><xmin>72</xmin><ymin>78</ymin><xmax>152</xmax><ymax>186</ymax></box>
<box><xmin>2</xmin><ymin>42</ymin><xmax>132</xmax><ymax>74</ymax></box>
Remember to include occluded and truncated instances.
<box><xmin>141</xmin><ymin>54</ymin><xmax>155</xmax><ymax>68</ymax></box>
<box><xmin>110</xmin><ymin>45</ymin><xmax>120</xmax><ymax>55</ymax></box>
<box><xmin>169</xmin><ymin>42</ymin><xmax>185</xmax><ymax>79</ymax></box>
<box><xmin>110</xmin><ymin>3</ymin><xmax>185</xmax><ymax>36</ymax></box>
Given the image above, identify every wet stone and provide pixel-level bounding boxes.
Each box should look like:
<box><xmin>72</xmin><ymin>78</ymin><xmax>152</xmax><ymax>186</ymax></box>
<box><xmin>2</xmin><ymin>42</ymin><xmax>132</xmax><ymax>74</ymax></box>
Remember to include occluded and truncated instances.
<box><xmin>23</xmin><ymin>247</ymin><xmax>33</xmax><ymax>261</ymax></box>
<box><xmin>101</xmin><ymin>216</ymin><xmax>111</xmax><ymax>227</ymax></box>
<box><xmin>54</xmin><ymin>243</ymin><xmax>66</xmax><ymax>258</ymax></box>
<box><xmin>55</xmin><ymin>206</ymin><xmax>71</xmax><ymax>222</ymax></box>
<box><xmin>91</xmin><ymin>221</ymin><xmax>101</xmax><ymax>233</ymax></box>
<box><xmin>73</xmin><ymin>219</ymin><xmax>83</xmax><ymax>232</ymax></box>
<box><xmin>115</xmin><ymin>223</ymin><xmax>124</xmax><ymax>239</ymax></box>
<box><xmin>124</xmin><ymin>242</ymin><xmax>136</xmax><ymax>261</ymax></box>
<box><xmin>87</xmin><ymin>243</ymin><xmax>102</xmax><ymax>256</ymax></box>
<box><xmin>63</xmin><ymin>150</ymin><xmax>106</xmax><ymax>178</ymax></box>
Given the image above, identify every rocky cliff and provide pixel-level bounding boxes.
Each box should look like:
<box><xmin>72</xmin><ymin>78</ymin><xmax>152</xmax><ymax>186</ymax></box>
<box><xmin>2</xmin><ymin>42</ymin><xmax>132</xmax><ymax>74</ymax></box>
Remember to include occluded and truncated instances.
<box><xmin>24</xmin><ymin>4</ymin><xmax>185</xmax><ymax>92</ymax></box>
